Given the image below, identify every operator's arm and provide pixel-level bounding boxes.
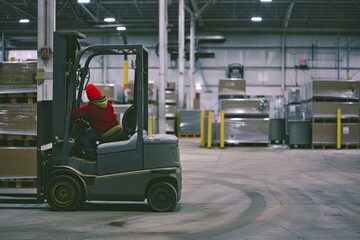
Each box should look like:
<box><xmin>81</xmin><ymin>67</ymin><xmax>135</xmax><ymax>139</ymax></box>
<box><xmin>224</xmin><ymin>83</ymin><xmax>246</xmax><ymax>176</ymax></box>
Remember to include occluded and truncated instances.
<box><xmin>71</xmin><ymin>105</ymin><xmax>90</xmax><ymax>121</ymax></box>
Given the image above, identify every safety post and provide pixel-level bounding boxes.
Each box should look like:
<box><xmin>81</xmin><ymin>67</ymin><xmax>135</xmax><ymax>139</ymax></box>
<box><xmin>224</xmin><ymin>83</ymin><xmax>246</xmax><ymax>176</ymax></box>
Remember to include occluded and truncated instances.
<box><xmin>124</xmin><ymin>60</ymin><xmax>128</xmax><ymax>90</ymax></box>
<box><xmin>149</xmin><ymin>115</ymin><xmax>153</xmax><ymax>135</ymax></box>
<box><xmin>220</xmin><ymin>110</ymin><xmax>225</xmax><ymax>148</ymax></box>
<box><xmin>207</xmin><ymin>111</ymin><xmax>212</xmax><ymax>148</ymax></box>
<box><xmin>200</xmin><ymin>110</ymin><xmax>205</xmax><ymax>147</ymax></box>
<box><xmin>177</xmin><ymin>109</ymin><xmax>180</xmax><ymax>137</ymax></box>
<box><xmin>337</xmin><ymin>108</ymin><xmax>341</xmax><ymax>149</ymax></box>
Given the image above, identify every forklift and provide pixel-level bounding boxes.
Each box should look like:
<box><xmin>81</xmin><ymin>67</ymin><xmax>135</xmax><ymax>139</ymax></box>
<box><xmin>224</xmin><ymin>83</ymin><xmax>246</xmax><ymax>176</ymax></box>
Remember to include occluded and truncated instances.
<box><xmin>14</xmin><ymin>31</ymin><xmax>181</xmax><ymax>212</ymax></box>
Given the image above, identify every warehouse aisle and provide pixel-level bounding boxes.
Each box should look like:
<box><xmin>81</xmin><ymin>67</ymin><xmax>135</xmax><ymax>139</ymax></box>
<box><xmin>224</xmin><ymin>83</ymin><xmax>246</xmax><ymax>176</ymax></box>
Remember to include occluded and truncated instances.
<box><xmin>1</xmin><ymin>139</ymin><xmax>360</xmax><ymax>240</ymax></box>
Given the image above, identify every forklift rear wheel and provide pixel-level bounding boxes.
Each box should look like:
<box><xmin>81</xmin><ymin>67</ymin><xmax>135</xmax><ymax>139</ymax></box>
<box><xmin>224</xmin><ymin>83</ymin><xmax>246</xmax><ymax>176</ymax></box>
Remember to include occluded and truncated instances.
<box><xmin>46</xmin><ymin>175</ymin><xmax>84</xmax><ymax>211</ymax></box>
<box><xmin>147</xmin><ymin>182</ymin><xmax>177</xmax><ymax>212</ymax></box>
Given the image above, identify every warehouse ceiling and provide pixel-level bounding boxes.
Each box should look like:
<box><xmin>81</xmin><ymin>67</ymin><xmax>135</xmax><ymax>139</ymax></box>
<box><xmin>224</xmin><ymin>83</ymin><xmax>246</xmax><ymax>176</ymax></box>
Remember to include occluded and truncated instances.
<box><xmin>1</xmin><ymin>0</ymin><xmax>360</xmax><ymax>49</ymax></box>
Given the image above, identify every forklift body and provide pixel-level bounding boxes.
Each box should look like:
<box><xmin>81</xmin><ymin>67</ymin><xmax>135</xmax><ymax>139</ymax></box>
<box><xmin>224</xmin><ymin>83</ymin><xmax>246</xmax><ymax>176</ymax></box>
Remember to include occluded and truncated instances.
<box><xmin>36</xmin><ymin>32</ymin><xmax>181</xmax><ymax>211</ymax></box>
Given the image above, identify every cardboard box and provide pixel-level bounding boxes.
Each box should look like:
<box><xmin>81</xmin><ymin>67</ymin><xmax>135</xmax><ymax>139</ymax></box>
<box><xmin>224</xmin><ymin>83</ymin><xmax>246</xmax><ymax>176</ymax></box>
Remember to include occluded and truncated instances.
<box><xmin>94</xmin><ymin>84</ymin><xmax>115</xmax><ymax>100</ymax></box>
<box><xmin>0</xmin><ymin>71</ymin><xmax>36</xmax><ymax>85</ymax></box>
<box><xmin>220</xmin><ymin>99</ymin><xmax>269</xmax><ymax>116</ymax></box>
<box><xmin>166</xmin><ymin>119</ymin><xmax>175</xmax><ymax>133</ymax></box>
<box><xmin>308</xmin><ymin>102</ymin><xmax>359</xmax><ymax>119</ymax></box>
<box><xmin>127</xmin><ymin>82</ymin><xmax>156</xmax><ymax>102</ymax></box>
<box><xmin>0</xmin><ymin>62</ymin><xmax>37</xmax><ymax>72</ymax></box>
<box><xmin>312</xmin><ymin>123</ymin><xmax>359</xmax><ymax>144</ymax></box>
<box><xmin>303</xmin><ymin>80</ymin><xmax>359</xmax><ymax>100</ymax></box>
<box><xmin>218</xmin><ymin>78</ymin><xmax>246</xmax><ymax>96</ymax></box>
<box><xmin>224</xmin><ymin>118</ymin><xmax>269</xmax><ymax>143</ymax></box>
<box><xmin>0</xmin><ymin>103</ymin><xmax>37</xmax><ymax>134</ymax></box>
<box><xmin>165</xmin><ymin>105</ymin><xmax>176</xmax><ymax>117</ymax></box>
<box><xmin>165</xmin><ymin>90</ymin><xmax>176</xmax><ymax>103</ymax></box>
<box><xmin>0</xmin><ymin>147</ymin><xmax>37</xmax><ymax>176</ymax></box>
<box><xmin>167</xmin><ymin>82</ymin><xmax>176</xmax><ymax>90</ymax></box>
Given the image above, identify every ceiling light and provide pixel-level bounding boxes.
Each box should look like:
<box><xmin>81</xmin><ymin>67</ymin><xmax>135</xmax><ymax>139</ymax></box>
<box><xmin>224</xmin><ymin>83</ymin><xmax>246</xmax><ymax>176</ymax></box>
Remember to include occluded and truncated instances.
<box><xmin>78</xmin><ymin>0</ymin><xmax>90</xmax><ymax>3</ymax></box>
<box><xmin>260</xmin><ymin>0</ymin><xmax>272</xmax><ymax>2</ymax></box>
<box><xmin>104</xmin><ymin>17</ymin><xmax>116</xmax><ymax>23</ymax></box>
<box><xmin>19</xmin><ymin>19</ymin><xmax>30</xmax><ymax>23</ymax></box>
<box><xmin>116</xmin><ymin>26</ymin><xmax>126</xmax><ymax>31</ymax></box>
<box><xmin>251</xmin><ymin>17</ymin><xmax>262</xmax><ymax>22</ymax></box>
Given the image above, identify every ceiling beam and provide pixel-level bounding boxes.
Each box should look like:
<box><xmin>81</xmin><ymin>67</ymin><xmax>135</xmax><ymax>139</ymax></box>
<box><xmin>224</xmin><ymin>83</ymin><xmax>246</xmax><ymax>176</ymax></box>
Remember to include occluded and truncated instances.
<box><xmin>0</xmin><ymin>0</ymin><xmax>36</xmax><ymax>20</ymax></box>
<box><xmin>78</xmin><ymin>3</ymin><xmax>99</xmax><ymax>23</ymax></box>
<box><xmin>282</xmin><ymin>0</ymin><xmax>296</xmax><ymax>31</ymax></box>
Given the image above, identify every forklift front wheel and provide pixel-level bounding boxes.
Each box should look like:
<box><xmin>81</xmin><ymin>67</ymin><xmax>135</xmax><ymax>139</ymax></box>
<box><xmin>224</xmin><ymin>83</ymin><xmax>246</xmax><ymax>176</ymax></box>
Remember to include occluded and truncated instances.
<box><xmin>147</xmin><ymin>182</ymin><xmax>177</xmax><ymax>212</ymax></box>
<box><xmin>45</xmin><ymin>175</ymin><xmax>84</xmax><ymax>211</ymax></box>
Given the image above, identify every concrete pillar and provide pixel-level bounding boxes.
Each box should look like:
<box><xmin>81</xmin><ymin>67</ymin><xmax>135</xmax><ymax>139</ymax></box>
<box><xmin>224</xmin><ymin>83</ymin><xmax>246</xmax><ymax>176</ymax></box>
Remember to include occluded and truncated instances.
<box><xmin>178</xmin><ymin>0</ymin><xmax>185</xmax><ymax>109</ymax></box>
<box><xmin>37</xmin><ymin>0</ymin><xmax>55</xmax><ymax>101</ymax></box>
<box><xmin>189</xmin><ymin>15</ymin><xmax>195</xmax><ymax>110</ymax></box>
<box><xmin>338</xmin><ymin>37</ymin><xmax>340</xmax><ymax>80</ymax></box>
<box><xmin>158</xmin><ymin>0</ymin><xmax>167</xmax><ymax>133</ymax></box>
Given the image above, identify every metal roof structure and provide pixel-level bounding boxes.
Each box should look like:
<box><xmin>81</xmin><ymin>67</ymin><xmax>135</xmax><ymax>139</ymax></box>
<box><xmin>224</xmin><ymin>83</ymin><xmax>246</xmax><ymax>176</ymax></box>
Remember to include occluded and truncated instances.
<box><xmin>1</xmin><ymin>0</ymin><xmax>360</xmax><ymax>49</ymax></box>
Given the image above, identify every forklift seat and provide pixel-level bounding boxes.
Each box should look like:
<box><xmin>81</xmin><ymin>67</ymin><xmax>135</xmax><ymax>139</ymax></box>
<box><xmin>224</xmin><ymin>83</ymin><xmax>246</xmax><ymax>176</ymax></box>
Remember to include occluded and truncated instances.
<box><xmin>97</xmin><ymin>131</ymin><xmax>146</xmax><ymax>155</ymax></box>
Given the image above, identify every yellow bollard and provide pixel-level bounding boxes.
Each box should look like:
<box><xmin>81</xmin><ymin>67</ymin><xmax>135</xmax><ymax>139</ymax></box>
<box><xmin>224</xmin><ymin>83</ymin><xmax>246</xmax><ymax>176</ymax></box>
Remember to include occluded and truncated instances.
<box><xmin>337</xmin><ymin>108</ymin><xmax>341</xmax><ymax>149</ymax></box>
<box><xmin>123</xmin><ymin>60</ymin><xmax>128</xmax><ymax>90</ymax></box>
<box><xmin>149</xmin><ymin>115</ymin><xmax>153</xmax><ymax>135</ymax></box>
<box><xmin>220</xmin><ymin>110</ymin><xmax>225</xmax><ymax>148</ymax></box>
<box><xmin>200</xmin><ymin>110</ymin><xmax>205</xmax><ymax>147</ymax></box>
<box><xmin>207</xmin><ymin>111</ymin><xmax>212</xmax><ymax>148</ymax></box>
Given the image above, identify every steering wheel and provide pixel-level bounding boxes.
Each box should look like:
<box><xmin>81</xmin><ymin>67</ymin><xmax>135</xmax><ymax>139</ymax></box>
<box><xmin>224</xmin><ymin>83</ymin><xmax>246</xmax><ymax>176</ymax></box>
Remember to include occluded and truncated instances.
<box><xmin>122</xmin><ymin>105</ymin><xmax>137</xmax><ymax>137</ymax></box>
<box><xmin>69</xmin><ymin>118</ymin><xmax>90</xmax><ymax>139</ymax></box>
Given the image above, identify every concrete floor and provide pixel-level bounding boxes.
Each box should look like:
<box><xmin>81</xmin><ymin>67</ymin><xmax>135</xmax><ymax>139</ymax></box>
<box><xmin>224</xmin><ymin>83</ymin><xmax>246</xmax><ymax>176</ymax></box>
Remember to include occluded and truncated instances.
<box><xmin>1</xmin><ymin>139</ymin><xmax>360</xmax><ymax>240</ymax></box>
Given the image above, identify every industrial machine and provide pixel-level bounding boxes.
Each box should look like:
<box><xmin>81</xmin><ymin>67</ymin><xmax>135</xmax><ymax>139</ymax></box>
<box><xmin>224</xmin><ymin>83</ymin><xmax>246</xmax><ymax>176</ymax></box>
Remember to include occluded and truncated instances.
<box><xmin>3</xmin><ymin>32</ymin><xmax>182</xmax><ymax>212</ymax></box>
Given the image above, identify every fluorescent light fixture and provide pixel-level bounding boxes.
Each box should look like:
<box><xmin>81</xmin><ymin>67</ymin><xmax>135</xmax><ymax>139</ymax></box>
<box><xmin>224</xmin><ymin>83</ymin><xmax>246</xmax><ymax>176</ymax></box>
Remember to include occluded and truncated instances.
<box><xmin>260</xmin><ymin>0</ymin><xmax>272</xmax><ymax>2</ymax></box>
<box><xmin>251</xmin><ymin>17</ymin><xmax>262</xmax><ymax>22</ymax></box>
<box><xmin>116</xmin><ymin>26</ymin><xmax>126</xmax><ymax>31</ymax></box>
<box><xmin>104</xmin><ymin>17</ymin><xmax>116</xmax><ymax>22</ymax></box>
<box><xmin>78</xmin><ymin>0</ymin><xmax>90</xmax><ymax>3</ymax></box>
<box><xmin>19</xmin><ymin>19</ymin><xmax>30</xmax><ymax>23</ymax></box>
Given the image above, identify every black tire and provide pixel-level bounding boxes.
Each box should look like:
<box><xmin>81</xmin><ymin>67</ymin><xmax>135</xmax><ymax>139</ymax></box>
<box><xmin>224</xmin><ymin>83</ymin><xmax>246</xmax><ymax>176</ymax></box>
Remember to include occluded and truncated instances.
<box><xmin>45</xmin><ymin>175</ymin><xmax>84</xmax><ymax>211</ymax></box>
<box><xmin>147</xmin><ymin>182</ymin><xmax>177</xmax><ymax>212</ymax></box>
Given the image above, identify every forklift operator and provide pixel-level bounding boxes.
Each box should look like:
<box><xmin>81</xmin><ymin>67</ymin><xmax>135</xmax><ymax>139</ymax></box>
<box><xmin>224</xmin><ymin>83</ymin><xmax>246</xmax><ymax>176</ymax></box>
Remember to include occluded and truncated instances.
<box><xmin>72</xmin><ymin>84</ymin><xmax>127</xmax><ymax>160</ymax></box>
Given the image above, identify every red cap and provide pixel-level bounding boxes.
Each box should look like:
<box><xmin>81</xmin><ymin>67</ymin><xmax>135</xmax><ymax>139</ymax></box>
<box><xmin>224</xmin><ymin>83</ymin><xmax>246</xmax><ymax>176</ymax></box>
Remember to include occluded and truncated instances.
<box><xmin>86</xmin><ymin>84</ymin><xmax>102</xmax><ymax>100</ymax></box>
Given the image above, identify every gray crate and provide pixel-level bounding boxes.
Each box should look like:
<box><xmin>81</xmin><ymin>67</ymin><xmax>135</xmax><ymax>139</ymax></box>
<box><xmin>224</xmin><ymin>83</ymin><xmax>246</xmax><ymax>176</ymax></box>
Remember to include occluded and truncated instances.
<box><xmin>289</xmin><ymin>120</ymin><xmax>312</xmax><ymax>145</ymax></box>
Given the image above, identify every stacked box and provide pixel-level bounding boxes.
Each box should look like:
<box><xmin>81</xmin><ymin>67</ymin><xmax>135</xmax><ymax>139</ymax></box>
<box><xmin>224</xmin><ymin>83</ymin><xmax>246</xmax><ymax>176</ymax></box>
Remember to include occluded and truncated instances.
<box><xmin>220</xmin><ymin>99</ymin><xmax>269</xmax><ymax>117</ymax></box>
<box><xmin>94</xmin><ymin>84</ymin><xmax>115</xmax><ymax>100</ymax></box>
<box><xmin>0</xmin><ymin>104</ymin><xmax>37</xmax><ymax>135</ymax></box>
<box><xmin>0</xmin><ymin>147</ymin><xmax>37</xmax><ymax>176</ymax></box>
<box><xmin>165</xmin><ymin>85</ymin><xmax>176</xmax><ymax>134</ymax></box>
<box><xmin>0</xmin><ymin>61</ymin><xmax>38</xmax><ymax>178</ymax></box>
<box><xmin>126</xmin><ymin>82</ymin><xmax>156</xmax><ymax>102</ymax></box>
<box><xmin>302</xmin><ymin>80</ymin><xmax>360</xmax><ymax>145</ymax></box>
<box><xmin>302</xmin><ymin>80</ymin><xmax>359</xmax><ymax>101</ymax></box>
<box><xmin>218</xmin><ymin>78</ymin><xmax>246</xmax><ymax>98</ymax></box>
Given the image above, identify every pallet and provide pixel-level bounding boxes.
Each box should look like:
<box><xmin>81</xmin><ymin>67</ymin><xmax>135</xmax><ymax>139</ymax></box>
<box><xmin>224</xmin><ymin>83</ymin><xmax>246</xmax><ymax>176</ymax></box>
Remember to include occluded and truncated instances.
<box><xmin>212</xmin><ymin>142</ymin><xmax>269</xmax><ymax>147</ymax></box>
<box><xmin>311</xmin><ymin>144</ymin><xmax>360</xmax><ymax>150</ymax></box>
<box><xmin>0</xmin><ymin>92</ymin><xmax>37</xmax><ymax>104</ymax></box>
<box><xmin>270</xmin><ymin>140</ymin><xmax>285</xmax><ymax>145</ymax></box>
<box><xmin>311</xmin><ymin>118</ymin><xmax>359</xmax><ymax>123</ymax></box>
<box><xmin>0</xmin><ymin>178</ymin><xmax>37</xmax><ymax>188</ymax></box>
<box><xmin>289</xmin><ymin>144</ymin><xmax>311</xmax><ymax>149</ymax></box>
<box><xmin>179</xmin><ymin>133</ymin><xmax>201</xmax><ymax>138</ymax></box>
<box><xmin>305</xmin><ymin>97</ymin><xmax>358</xmax><ymax>103</ymax></box>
